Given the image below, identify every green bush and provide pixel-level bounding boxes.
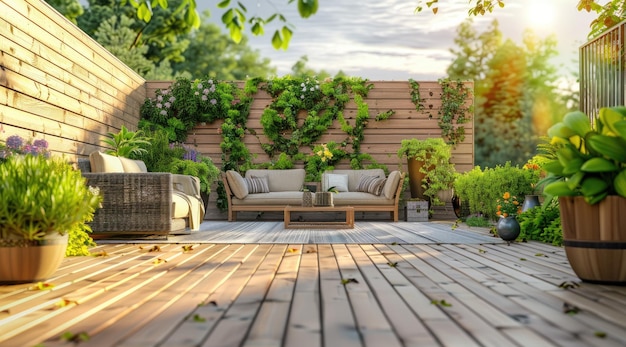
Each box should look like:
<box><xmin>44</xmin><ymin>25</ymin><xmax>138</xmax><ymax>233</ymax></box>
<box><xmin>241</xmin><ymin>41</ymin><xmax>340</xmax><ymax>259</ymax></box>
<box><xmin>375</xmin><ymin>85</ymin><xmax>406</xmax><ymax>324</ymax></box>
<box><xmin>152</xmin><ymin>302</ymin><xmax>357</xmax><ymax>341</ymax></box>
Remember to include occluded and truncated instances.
<box><xmin>454</xmin><ymin>162</ymin><xmax>540</xmax><ymax>220</ymax></box>
<box><xmin>517</xmin><ymin>198</ymin><xmax>562</xmax><ymax>246</ymax></box>
<box><xmin>465</xmin><ymin>216</ymin><xmax>492</xmax><ymax>227</ymax></box>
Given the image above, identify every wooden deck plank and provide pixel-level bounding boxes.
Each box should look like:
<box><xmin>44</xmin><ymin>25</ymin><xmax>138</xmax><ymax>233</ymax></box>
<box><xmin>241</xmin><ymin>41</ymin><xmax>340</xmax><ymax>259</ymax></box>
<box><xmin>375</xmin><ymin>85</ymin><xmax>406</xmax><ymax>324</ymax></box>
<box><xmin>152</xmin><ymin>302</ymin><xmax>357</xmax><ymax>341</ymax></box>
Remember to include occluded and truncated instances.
<box><xmin>199</xmin><ymin>245</ymin><xmax>287</xmax><ymax>347</ymax></box>
<box><xmin>317</xmin><ymin>244</ymin><xmax>362</xmax><ymax>347</ymax></box>
<box><xmin>284</xmin><ymin>245</ymin><xmax>322</xmax><ymax>347</ymax></box>
<box><xmin>17</xmin><ymin>244</ymin><xmax>218</xmax><ymax>347</ymax></box>
<box><xmin>243</xmin><ymin>244</ymin><xmax>302</xmax><ymax>347</ymax></box>
<box><xmin>1</xmin><ymin>228</ymin><xmax>625</xmax><ymax>347</ymax></box>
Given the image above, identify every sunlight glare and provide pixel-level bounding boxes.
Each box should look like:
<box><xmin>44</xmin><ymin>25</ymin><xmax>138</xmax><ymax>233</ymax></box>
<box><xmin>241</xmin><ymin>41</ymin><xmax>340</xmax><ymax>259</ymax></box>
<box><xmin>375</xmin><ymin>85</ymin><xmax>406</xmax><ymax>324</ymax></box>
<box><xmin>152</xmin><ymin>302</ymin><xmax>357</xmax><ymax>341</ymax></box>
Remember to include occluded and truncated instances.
<box><xmin>527</xmin><ymin>1</ymin><xmax>557</xmax><ymax>32</ymax></box>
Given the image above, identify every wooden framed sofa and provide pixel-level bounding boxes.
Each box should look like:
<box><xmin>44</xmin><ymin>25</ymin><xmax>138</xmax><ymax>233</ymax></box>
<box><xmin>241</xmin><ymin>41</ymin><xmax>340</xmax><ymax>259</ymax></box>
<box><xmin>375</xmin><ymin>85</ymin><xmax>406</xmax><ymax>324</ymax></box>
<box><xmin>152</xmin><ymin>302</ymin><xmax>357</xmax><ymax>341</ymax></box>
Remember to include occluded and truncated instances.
<box><xmin>222</xmin><ymin>168</ymin><xmax>405</xmax><ymax>222</ymax></box>
<box><xmin>78</xmin><ymin>152</ymin><xmax>205</xmax><ymax>236</ymax></box>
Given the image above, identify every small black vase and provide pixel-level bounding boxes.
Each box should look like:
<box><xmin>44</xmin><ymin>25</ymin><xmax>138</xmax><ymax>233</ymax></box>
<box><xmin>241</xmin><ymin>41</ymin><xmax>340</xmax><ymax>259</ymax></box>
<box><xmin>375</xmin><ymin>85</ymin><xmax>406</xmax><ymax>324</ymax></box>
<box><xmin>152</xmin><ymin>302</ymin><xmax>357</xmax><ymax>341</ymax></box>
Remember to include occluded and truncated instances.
<box><xmin>496</xmin><ymin>216</ymin><xmax>520</xmax><ymax>243</ymax></box>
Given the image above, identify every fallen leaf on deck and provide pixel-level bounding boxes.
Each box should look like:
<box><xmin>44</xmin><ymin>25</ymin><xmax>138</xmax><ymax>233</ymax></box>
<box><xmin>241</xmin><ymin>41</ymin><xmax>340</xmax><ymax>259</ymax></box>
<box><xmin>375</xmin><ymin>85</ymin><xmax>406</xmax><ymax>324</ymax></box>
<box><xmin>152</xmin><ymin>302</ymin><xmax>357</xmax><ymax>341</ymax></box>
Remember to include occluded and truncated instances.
<box><xmin>558</xmin><ymin>281</ymin><xmax>580</xmax><ymax>289</ymax></box>
<box><xmin>61</xmin><ymin>331</ymin><xmax>90</xmax><ymax>343</ymax></box>
<box><xmin>30</xmin><ymin>282</ymin><xmax>54</xmax><ymax>291</ymax></box>
<box><xmin>563</xmin><ymin>302</ymin><xmax>580</xmax><ymax>315</ymax></box>
<box><xmin>431</xmin><ymin>299</ymin><xmax>452</xmax><ymax>307</ymax></box>
<box><xmin>192</xmin><ymin>314</ymin><xmax>206</xmax><ymax>322</ymax></box>
<box><xmin>341</xmin><ymin>278</ymin><xmax>359</xmax><ymax>285</ymax></box>
<box><xmin>153</xmin><ymin>258</ymin><xmax>167</xmax><ymax>264</ymax></box>
<box><xmin>182</xmin><ymin>245</ymin><xmax>194</xmax><ymax>252</ymax></box>
<box><xmin>55</xmin><ymin>299</ymin><xmax>78</xmax><ymax>308</ymax></box>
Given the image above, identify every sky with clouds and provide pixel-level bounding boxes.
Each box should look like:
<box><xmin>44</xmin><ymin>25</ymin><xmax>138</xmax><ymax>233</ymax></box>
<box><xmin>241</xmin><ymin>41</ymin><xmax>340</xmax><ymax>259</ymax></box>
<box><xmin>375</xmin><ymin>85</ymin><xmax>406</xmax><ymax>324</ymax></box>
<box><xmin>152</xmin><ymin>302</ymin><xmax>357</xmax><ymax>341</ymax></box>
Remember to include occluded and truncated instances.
<box><xmin>202</xmin><ymin>0</ymin><xmax>597</xmax><ymax>81</ymax></box>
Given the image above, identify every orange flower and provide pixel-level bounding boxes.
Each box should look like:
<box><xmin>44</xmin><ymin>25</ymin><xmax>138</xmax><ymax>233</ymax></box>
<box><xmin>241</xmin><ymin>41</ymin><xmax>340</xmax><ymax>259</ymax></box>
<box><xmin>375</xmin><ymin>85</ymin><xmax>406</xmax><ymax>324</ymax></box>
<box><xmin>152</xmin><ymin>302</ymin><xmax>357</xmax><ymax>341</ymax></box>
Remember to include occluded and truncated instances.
<box><xmin>503</xmin><ymin>192</ymin><xmax>511</xmax><ymax>200</ymax></box>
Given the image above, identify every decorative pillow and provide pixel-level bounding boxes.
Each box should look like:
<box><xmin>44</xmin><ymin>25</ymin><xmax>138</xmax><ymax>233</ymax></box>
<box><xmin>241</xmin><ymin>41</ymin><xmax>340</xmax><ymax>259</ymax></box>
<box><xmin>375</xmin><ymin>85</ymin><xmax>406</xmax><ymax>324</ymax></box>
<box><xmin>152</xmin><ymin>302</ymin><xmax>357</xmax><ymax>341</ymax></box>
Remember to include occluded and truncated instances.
<box><xmin>357</xmin><ymin>175</ymin><xmax>386</xmax><ymax>196</ymax></box>
<box><xmin>226</xmin><ymin>170</ymin><xmax>248</xmax><ymax>199</ymax></box>
<box><xmin>326</xmin><ymin>173</ymin><xmax>349</xmax><ymax>192</ymax></box>
<box><xmin>245</xmin><ymin>176</ymin><xmax>270</xmax><ymax>194</ymax></box>
<box><xmin>382</xmin><ymin>171</ymin><xmax>402</xmax><ymax>199</ymax></box>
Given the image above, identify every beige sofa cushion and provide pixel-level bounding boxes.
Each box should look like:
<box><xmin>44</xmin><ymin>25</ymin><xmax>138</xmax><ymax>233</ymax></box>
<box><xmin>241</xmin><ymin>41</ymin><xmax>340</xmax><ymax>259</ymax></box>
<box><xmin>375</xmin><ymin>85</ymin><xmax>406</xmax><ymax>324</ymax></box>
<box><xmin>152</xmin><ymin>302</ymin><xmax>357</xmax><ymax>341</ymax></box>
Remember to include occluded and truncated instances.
<box><xmin>322</xmin><ymin>169</ymin><xmax>385</xmax><ymax>192</ymax></box>
<box><xmin>119</xmin><ymin>157</ymin><xmax>148</xmax><ymax>173</ymax></box>
<box><xmin>226</xmin><ymin>170</ymin><xmax>248</xmax><ymax>199</ymax></box>
<box><xmin>245</xmin><ymin>169</ymin><xmax>305</xmax><ymax>192</ymax></box>
<box><xmin>382</xmin><ymin>170</ymin><xmax>402</xmax><ymax>199</ymax></box>
<box><xmin>89</xmin><ymin>151</ymin><xmax>124</xmax><ymax>173</ymax></box>
<box><xmin>246</xmin><ymin>176</ymin><xmax>270</xmax><ymax>194</ymax></box>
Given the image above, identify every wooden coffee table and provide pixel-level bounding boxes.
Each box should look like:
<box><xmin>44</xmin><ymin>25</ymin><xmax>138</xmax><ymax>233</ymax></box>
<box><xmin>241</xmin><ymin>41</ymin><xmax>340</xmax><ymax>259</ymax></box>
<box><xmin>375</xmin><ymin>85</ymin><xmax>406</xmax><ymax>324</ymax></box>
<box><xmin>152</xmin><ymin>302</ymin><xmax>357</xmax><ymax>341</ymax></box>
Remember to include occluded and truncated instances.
<box><xmin>283</xmin><ymin>205</ymin><xmax>355</xmax><ymax>229</ymax></box>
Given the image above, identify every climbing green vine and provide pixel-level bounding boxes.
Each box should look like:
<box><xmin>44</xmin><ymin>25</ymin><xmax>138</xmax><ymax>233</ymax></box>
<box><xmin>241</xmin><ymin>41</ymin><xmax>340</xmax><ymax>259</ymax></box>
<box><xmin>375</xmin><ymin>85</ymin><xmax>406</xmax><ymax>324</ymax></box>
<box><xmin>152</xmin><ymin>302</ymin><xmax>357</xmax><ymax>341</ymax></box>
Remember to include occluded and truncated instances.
<box><xmin>437</xmin><ymin>78</ymin><xmax>472</xmax><ymax>146</ymax></box>
<box><xmin>140</xmin><ymin>75</ymin><xmax>400</xmax><ymax>209</ymax></box>
<box><xmin>407</xmin><ymin>78</ymin><xmax>473</xmax><ymax>147</ymax></box>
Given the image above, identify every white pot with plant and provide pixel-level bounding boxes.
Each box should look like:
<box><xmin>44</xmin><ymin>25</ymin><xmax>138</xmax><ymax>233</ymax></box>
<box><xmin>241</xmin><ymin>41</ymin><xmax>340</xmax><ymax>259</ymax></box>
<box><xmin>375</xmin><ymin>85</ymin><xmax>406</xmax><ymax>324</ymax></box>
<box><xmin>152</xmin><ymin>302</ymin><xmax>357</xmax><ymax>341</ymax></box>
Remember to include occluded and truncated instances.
<box><xmin>0</xmin><ymin>139</ymin><xmax>102</xmax><ymax>283</ymax></box>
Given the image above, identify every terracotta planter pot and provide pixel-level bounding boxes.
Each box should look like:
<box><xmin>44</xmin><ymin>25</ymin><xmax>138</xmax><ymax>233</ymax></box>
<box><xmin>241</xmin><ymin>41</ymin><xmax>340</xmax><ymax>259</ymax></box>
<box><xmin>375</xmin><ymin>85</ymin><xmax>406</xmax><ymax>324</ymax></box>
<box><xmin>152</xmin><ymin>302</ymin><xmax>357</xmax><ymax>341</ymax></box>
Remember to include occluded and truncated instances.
<box><xmin>559</xmin><ymin>196</ymin><xmax>626</xmax><ymax>285</ymax></box>
<box><xmin>407</xmin><ymin>158</ymin><xmax>427</xmax><ymax>199</ymax></box>
<box><xmin>0</xmin><ymin>233</ymin><xmax>68</xmax><ymax>284</ymax></box>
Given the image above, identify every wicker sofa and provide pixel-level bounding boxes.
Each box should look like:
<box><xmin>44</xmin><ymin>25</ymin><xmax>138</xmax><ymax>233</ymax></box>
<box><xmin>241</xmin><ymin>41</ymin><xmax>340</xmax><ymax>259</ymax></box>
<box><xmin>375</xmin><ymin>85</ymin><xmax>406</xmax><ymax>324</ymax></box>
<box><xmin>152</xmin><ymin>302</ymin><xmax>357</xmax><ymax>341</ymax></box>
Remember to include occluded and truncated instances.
<box><xmin>223</xmin><ymin>168</ymin><xmax>404</xmax><ymax>222</ymax></box>
<box><xmin>78</xmin><ymin>152</ymin><xmax>205</xmax><ymax>236</ymax></box>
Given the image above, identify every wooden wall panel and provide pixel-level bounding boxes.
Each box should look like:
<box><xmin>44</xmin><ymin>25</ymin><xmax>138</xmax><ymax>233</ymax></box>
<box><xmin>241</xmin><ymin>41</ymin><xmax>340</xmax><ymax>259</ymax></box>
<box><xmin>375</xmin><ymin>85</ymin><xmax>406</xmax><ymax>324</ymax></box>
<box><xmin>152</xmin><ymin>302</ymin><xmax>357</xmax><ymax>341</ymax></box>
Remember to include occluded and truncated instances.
<box><xmin>0</xmin><ymin>0</ymin><xmax>145</xmax><ymax>161</ymax></box>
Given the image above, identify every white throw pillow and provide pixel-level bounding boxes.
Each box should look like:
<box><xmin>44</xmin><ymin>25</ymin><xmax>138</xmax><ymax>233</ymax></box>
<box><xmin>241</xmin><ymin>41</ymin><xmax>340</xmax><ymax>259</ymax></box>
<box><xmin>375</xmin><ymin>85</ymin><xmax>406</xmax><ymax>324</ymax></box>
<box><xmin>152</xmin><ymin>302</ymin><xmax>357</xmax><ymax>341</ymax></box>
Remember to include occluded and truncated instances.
<box><xmin>326</xmin><ymin>173</ymin><xmax>349</xmax><ymax>192</ymax></box>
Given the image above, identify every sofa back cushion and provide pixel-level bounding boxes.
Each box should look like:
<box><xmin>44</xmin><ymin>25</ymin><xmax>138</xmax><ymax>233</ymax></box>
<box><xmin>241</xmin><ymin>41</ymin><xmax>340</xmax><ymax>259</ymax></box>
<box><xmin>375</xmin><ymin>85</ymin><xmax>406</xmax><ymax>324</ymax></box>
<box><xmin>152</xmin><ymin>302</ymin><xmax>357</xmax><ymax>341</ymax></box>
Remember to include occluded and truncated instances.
<box><xmin>119</xmin><ymin>157</ymin><xmax>148</xmax><ymax>173</ymax></box>
<box><xmin>245</xmin><ymin>169</ymin><xmax>305</xmax><ymax>192</ymax></box>
<box><xmin>322</xmin><ymin>169</ymin><xmax>385</xmax><ymax>192</ymax></box>
<box><xmin>356</xmin><ymin>175</ymin><xmax>386</xmax><ymax>196</ymax></box>
<box><xmin>226</xmin><ymin>170</ymin><xmax>249</xmax><ymax>199</ymax></box>
<box><xmin>89</xmin><ymin>151</ymin><xmax>124</xmax><ymax>173</ymax></box>
<box><xmin>382</xmin><ymin>170</ymin><xmax>402</xmax><ymax>199</ymax></box>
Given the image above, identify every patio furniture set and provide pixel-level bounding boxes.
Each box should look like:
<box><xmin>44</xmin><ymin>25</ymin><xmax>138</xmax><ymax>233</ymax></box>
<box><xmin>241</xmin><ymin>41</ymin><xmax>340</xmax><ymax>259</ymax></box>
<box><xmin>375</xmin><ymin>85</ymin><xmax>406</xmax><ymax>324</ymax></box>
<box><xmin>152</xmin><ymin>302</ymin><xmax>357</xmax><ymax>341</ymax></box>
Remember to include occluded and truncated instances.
<box><xmin>78</xmin><ymin>157</ymin><xmax>406</xmax><ymax>237</ymax></box>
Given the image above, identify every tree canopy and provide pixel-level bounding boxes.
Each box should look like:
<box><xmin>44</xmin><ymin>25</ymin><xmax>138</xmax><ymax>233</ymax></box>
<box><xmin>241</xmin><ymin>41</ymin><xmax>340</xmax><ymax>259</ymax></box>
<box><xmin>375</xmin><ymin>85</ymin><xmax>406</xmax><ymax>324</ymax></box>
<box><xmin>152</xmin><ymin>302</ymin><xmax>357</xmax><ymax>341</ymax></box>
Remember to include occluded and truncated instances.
<box><xmin>415</xmin><ymin>0</ymin><xmax>626</xmax><ymax>38</ymax></box>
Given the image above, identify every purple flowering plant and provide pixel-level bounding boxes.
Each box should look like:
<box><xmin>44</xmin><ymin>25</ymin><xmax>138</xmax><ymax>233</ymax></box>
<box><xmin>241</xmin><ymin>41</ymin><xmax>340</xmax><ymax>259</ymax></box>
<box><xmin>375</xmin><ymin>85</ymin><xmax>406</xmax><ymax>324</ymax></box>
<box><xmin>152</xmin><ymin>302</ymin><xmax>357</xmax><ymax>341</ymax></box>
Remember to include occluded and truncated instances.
<box><xmin>1</xmin><ymin>134</ymin><xmax>50</xmax><ymax>162</ymax></box>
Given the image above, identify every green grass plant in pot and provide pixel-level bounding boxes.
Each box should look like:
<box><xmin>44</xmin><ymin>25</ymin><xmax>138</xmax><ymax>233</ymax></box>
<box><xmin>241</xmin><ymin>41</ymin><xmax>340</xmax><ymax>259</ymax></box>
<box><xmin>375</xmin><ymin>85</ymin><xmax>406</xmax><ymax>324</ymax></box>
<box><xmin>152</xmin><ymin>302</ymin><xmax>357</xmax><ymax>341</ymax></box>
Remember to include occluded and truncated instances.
<box><xmin>0</xmin><ymin>154</ymin><xmax>102</xmax><ymax>283</ymax></box>
<box><xmin>397</xmin><ymin>138</ymin><xmax>456</xmax><ymax>206</ymax></box>
<box><xmin>542</xmin><ymin>106</ymin><xmax>626</xmax><ymax>285</ymax></box>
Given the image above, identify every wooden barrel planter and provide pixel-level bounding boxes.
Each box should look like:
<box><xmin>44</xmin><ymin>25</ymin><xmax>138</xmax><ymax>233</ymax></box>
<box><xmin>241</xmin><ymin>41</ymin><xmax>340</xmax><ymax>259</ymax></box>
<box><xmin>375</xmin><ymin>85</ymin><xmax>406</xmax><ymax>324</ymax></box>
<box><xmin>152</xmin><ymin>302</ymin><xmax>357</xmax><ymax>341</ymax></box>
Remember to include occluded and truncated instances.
<box><xmin>559</xmin><ymin>196</ymin><xmax>626</xmax><ymax>285</ymax></box>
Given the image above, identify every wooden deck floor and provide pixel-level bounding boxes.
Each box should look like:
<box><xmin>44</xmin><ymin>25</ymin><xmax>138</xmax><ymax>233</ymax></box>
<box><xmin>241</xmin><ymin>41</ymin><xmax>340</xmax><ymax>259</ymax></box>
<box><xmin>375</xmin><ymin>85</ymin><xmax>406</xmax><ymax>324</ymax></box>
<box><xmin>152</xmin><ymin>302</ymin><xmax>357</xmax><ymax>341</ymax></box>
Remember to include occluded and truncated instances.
<box><xmin>1</xmin><ymin>237</ymin><xmax>626</xmax><ymax>346</ymax></box>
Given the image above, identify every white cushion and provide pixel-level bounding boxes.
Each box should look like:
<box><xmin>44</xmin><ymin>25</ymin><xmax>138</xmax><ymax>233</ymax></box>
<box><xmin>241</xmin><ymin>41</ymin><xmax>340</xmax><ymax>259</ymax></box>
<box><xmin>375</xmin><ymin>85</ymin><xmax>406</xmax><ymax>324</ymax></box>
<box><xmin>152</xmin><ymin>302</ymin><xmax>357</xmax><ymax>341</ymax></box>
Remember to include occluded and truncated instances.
<box><xmin>325</xmin><ymin>173</ymin><xmax>349</xmax><ymax>192</ymax></box>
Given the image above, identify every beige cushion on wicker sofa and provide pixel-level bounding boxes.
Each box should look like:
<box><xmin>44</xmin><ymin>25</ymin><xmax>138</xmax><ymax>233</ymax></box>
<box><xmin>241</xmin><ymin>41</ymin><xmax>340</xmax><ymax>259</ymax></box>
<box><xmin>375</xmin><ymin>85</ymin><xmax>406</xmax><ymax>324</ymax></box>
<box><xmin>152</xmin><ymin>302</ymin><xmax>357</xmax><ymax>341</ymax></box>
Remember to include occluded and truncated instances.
<box><xmin>88</xmin><ymin>151</ymin><xmax>204</xmax><ymax>231</ymax></box>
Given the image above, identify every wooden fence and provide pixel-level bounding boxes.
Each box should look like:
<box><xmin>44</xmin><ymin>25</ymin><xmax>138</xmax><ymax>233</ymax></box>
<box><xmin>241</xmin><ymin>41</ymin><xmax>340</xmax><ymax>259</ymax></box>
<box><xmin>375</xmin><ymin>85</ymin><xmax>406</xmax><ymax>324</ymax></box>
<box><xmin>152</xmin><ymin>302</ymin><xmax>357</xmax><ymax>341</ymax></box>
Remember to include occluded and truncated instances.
<box><xmin>1</xmin><ymin>0</ymin><xmax>474</xmax><ymax>220</ymax></box>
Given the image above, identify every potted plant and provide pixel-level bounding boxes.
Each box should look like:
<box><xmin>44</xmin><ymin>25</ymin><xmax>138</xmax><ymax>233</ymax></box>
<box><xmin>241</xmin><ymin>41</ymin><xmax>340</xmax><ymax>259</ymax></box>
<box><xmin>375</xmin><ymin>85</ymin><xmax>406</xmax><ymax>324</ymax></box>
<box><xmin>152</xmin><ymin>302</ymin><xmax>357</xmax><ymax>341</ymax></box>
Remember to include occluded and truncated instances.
<box><xmin>397</xmin><ymin>138</ymin><xmax>456</xmax><ymax>205</ymax></box>
<box><xmin>542</xmin><ymin>106</ymin><xmax>626</xmax><ymax>285</ymax></box>
<box><xmin>0</xmin><ymin>151</ymin><xmax>102</xmax><ymax>283</ymax></box>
